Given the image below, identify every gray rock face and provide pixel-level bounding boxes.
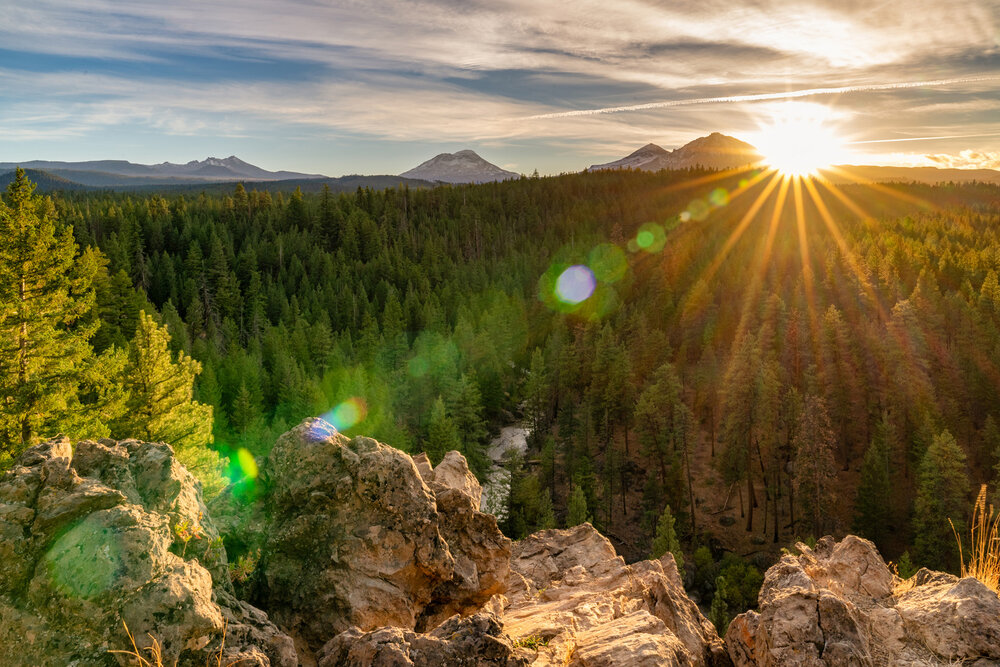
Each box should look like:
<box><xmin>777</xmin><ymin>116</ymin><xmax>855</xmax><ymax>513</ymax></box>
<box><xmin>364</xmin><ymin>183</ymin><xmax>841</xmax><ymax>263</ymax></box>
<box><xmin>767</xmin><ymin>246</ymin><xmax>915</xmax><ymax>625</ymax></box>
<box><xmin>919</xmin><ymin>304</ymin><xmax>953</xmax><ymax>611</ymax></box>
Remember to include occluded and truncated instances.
<box><xmin>0</xmin><ymin>436</ymin><xmax>295</xmax><ymax>667</ymax></box>
<box><xmin>726</xmin><ymin>535</ymin><xmax>1000</xmax><ymax>666</ymax></box>
<box><xmin>215</xmin><ymin>418</ymin><xmax>511</xmax><ymax>654</ymax></box>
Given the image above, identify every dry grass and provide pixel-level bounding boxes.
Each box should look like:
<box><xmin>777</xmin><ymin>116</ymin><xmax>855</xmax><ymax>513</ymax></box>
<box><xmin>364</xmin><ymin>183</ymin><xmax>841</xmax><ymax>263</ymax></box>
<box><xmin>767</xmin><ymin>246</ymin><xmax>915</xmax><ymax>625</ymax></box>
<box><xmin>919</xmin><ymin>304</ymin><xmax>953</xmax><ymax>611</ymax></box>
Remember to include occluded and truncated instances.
<box><xmin>950</xmin><ymin>484</ymin><xmax>1000</xmax><ymax>595</ymax></box>
<box><xmin>110</xmin><ymin>619</ymin><xmax>240</xmax><ymax>667</ymax></box>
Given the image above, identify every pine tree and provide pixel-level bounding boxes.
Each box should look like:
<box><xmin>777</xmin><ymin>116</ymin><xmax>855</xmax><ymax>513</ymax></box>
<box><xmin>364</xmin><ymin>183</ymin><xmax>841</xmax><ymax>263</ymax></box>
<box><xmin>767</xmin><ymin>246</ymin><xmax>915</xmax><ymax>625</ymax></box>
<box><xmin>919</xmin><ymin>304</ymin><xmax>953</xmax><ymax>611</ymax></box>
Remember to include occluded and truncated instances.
<box><xmin>566</xmin><ymin>484</ymin><xmax>591</xmax><ymax>527</ymax></box>
<box><xmin>793</xmin><ymin>395</ymin><xmax>837</xmax><ymax>537</ymax></box>
<box><xmin>114</xmin><ymin>311</ymin><xmax>222</xmax><ymax>493</ymax></box>
<box><xmin>913</xmin><ymin>430</ymin><xmax>969</xmax><ymax>571</ymax></box>
<box><xmin>424</xmin><ymin>396</ymin><xmax>459</xmax><ymax>464</ymax></box>
<box><xmin>0</xmin><ymin>169</ymin><xmax>99</xmax><ymax>453</ymax></box>
<box><xmin>650</xmin><ymin>504</ymin><xmax>685</xmax><ymax>574</ymax></box>
<box><xmin>853</xmin><ymin>413</ymin><xmax>893</xmax><ymax>547</ymax></box>
<box><xmin>524</xmin><ymin>347</ymin><xmax>549</xmax><ymax>434</ymax></box>
<box><xmin>536</xmin><ymin>490</ymin><xmax>557</xmax><ymax>530</ymax></box>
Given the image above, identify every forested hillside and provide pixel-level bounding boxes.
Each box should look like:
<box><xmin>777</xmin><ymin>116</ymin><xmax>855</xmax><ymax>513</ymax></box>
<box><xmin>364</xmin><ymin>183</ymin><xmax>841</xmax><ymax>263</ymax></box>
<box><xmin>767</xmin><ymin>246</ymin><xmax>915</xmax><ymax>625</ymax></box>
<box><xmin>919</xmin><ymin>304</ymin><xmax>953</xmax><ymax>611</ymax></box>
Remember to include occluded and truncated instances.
<box><xmin>3</xmin><ymin>166</ymin><xmax>1000</xmax><ymax>623</ymax></box>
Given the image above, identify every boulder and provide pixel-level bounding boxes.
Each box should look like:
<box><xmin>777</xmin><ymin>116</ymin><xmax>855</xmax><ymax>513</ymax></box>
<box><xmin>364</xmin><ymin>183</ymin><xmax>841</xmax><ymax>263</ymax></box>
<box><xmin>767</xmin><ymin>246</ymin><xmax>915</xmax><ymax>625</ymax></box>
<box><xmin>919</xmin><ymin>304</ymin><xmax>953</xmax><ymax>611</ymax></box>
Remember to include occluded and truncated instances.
<box><xmin>0</xmin><ymin>436</ymin><xmax>295</xmax><ymax>667</ymax></box>
<box><xmin>502</xmin><ymin>524</ymin><xmax>730</xmax><ymax>666</ymax></box>
<box><xmin>726</xmin><ymin>535</ymin><xmax>1000</xmax><ymax>666</ymax></box>
<box><xmin>218</xmin><ymin>418</ymin><xmax>511</xmax><ymax>653</ymax></box>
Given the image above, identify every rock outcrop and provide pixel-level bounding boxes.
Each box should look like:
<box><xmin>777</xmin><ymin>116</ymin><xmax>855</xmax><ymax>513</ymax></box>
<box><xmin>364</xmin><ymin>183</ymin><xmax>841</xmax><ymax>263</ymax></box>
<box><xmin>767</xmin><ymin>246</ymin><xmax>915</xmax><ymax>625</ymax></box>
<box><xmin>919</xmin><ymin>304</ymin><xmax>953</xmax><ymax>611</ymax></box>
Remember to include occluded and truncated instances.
<box><xmin>213</xmin><ymin>418</ymin><xmax>511</xmax><ymax>654</ymax></box>
<box><xmin>0</xmin><ymin>436</ymin><xmax>295</xmax><ymax>666</ymax></box>
<box><xmin>726</xmin><ymin>535</ymin><xmax>1000</xmax><ymax>666</ymax></box>
<box><xmin>503</xmin><ymin>524</ymin><xmax>731</xmax><ymax>666</ymax></box>
<box><xmin>318</xmin><ymin>610</ymin><xmax>527</xmax><ymax>666</ymax></box>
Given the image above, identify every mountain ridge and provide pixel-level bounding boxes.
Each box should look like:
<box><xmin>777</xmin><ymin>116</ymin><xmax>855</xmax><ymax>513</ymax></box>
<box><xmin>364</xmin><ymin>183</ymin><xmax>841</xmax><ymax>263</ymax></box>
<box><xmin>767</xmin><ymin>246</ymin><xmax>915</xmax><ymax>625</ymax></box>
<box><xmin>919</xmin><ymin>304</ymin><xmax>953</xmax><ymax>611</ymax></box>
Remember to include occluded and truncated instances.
<box><xmin>0</xmin><ymin>156</ymin><xmax>324</xmax><ymax>185</ymax></box>
<box><xmin>589</xmin><ymin>132</ymin><xmax>763</xmax><ymax>172</ymax></box>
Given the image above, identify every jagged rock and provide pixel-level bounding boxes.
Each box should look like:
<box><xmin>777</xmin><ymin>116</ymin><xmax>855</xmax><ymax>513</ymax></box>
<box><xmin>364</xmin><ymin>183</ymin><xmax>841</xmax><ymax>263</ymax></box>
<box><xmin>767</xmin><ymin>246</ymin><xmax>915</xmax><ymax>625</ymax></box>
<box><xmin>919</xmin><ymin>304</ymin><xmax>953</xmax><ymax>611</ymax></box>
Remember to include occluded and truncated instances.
<box><xmin>220</xmin><ymin>419</ymin><xmax>511</xmax><ymax>654</ymax></box>
<box><xmin>726</xmin><ymin>535</ymin><xmax>1000</xmax><ymax>666</ymax></box>
<box><xmin>318</xmin><ymin>610</ymin><xmax>527</xmax><ymax>666</ymax></box>
<box><xmin>429</xmin><ymin>450</ymin><xmax>483</xmax><ymax>508</ymax></box>
<box><xmin>502</xmin><ymin>524</ymin><xmax>730</xmax><ymax>667</ymax></box>
<box><xmin>0</xmin><ymin>436</ymin><xmax>295</xmax><ymax>667</ymax></box>
<box><xmin>419</xmin><ymin>451</ymin><xmax>507</xmax><ymax>630</ymax></box>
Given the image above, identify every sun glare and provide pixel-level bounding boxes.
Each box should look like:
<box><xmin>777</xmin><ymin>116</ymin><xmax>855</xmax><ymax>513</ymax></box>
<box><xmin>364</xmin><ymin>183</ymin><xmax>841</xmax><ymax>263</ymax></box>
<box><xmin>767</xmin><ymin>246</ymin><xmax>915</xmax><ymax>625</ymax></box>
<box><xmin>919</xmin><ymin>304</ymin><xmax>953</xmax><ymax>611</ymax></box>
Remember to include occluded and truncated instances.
<box><xmin>752</xmin><ymin>104</ymin><xmax>848</xmax><ymax>177</ymax></box>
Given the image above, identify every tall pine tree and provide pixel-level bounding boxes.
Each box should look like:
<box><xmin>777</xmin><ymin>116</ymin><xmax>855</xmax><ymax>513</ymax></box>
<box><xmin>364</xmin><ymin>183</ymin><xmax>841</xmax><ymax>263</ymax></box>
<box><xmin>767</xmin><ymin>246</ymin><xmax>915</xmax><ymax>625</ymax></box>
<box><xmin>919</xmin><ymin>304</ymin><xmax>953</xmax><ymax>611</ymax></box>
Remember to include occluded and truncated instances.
<box><xmin>0</xmin><ymin>169</ymin><xmax>99</xmax><ymax>454</ymax></box>
<box><xmin>913</xmin><ymin>430</ymin><xmax>969</xmax><ymax>571</ymax></box>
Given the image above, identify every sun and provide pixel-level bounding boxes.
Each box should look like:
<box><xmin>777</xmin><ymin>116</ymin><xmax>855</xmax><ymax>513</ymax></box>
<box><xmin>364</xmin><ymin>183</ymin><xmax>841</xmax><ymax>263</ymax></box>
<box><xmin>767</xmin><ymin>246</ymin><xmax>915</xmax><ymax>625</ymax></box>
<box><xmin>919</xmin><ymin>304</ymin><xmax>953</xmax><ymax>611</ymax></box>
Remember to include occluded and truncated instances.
<box><xmin>751</xmin><ymin>103</ymin><xmax>848</xmax><ymax>177</ymax></box>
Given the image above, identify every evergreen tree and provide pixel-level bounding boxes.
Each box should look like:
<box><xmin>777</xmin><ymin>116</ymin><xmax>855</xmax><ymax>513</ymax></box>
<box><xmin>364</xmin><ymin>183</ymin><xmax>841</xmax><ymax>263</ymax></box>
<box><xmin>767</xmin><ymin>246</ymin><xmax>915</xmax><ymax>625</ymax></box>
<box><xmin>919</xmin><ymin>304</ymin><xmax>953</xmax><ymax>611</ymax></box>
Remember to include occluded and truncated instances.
<box><xmin>0</xmin><ymin>169</ymin><xmax>99</xmax><ymax>453</ymax></box>
<box><xmin>424</xmin><ymin>396</ymin><xmax>458</xmax><ymax>464</ymax></box>
<box><xmin>913</xmin><ymin>430</ymin><xmax>969</xmax><ymax>571</ymax></box>
<box><xmin>853</xmin><ymin>413</ymin><xmax>893</xmax><ymax>547</ymax></box>
<box><xmin>114</xmin><ymin>311</ymin><xmax>222</xmax><ymax>493</ymax></box>
<box><xmin>566</xmin><ymin>484</ymin><xmax>591</xmax><ymax>527</ymax></box>
<box><xmin>793</xmin><ymin>395</ymin><xmax>837</xmax><ymax>537</ymax></box>
<box><xmin>536</xmin><ymin>490</ymin><xmax>557</xmax><ymax>530</ymax></box>
<box><xmin>650</xmin><ymin>504</ymin><xmax>685</xmax><ymax>574</ymax></box>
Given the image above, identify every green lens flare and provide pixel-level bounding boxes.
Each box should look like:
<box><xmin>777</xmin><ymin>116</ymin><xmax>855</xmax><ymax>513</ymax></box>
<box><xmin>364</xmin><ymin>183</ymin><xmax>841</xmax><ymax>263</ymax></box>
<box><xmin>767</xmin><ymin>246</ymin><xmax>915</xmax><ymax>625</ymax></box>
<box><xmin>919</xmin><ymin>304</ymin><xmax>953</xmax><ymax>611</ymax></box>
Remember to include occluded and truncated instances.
<box><xmin>588</xmin><ymin>244</ymin><xmax>627</xmax><ymax>283</ymax></box>
<box><xmin>636</xmin><ymin>223</ymin><xmax>666</xmax><ymax>253</ymax></box>
<box><xmin>236</xmin><ymin>448</ymin><xmax>258</xmax><ymax>480</ymax></box>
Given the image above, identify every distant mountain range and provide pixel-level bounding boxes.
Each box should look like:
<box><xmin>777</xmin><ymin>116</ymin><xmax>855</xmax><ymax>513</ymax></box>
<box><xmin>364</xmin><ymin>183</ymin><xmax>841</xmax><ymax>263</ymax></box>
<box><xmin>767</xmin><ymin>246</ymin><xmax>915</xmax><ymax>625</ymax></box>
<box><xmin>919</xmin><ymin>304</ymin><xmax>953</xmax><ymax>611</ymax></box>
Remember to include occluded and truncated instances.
<box><xmin>589</xmin><ymin>132</ymin><xmax>762</xmax><ymax>171</ymax></box>
<box><xmin>0</xmin><ymin>156</ymin><xmax>324</xmax><ymax>188</ymax></box>
<box><xmin>400</xmin><ymin>150</ymin><xmax>519</xmax><ymax>184</ymax></box>
<box><xmin>3</xmin><ymin>137</ymin><xmax>999</xmax><ymax>193</ymax></box>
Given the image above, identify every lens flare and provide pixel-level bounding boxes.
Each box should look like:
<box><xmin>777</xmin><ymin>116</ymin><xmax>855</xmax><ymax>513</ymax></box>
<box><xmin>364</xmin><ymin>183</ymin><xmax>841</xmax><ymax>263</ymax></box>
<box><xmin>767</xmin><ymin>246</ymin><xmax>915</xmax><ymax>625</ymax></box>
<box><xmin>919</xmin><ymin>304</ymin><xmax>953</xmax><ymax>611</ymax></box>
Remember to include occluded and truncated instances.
<box><xmin>709</xmin><ymin>188</ymin><xmax>730</xmax><ymax>207</ymax></box>
<box><xmin>588</xmin><ymin>244</ymin><xmax>627</xmax><ymax>283</ymax></box>
<box><xmin>635</xmin><ymin>222</ymin><xmax>667</xmax><ymax>253</ymax></box>
<box><xmin>236</xmin><ymin>448</ymin><xmax>258</xmax><ymax>480</ymax></box>
<box><xmin>687</xmin><ymin>199</ymin><xmax>711</xmax><ymax>221</ymax></box>
<box><xmin>323</xmin><ymin>397</ymin><xmax>368</xmax><ymax>431</ymax></box>
<box><xmin>555</xmin><ymin>265</ymin><xmax>596</xmax><ymax>304</ymax></box>
<box><xmin>408</xmin><ymin>355</ymin><xmax>429</xmax><ymax>377</ymax></box>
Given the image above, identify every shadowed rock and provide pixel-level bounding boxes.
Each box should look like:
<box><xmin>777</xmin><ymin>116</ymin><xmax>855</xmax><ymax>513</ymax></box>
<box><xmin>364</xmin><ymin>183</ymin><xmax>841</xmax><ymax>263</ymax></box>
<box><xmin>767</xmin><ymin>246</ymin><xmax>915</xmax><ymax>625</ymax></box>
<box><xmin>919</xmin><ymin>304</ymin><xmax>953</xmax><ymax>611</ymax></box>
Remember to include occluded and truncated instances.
<box><xmin>318</xmin><ymin>610</ymin><xmax>527</xmax><ymax>666</ymax></box>
<box><xmin>211</xmin><ymin>418</ymin><xmax>511</xmax><ymax>656</ymax></box>
<box><xmin>0</xmin><ymin>436</ymin><xmax>295</xmax><ymax>667</ymax></box>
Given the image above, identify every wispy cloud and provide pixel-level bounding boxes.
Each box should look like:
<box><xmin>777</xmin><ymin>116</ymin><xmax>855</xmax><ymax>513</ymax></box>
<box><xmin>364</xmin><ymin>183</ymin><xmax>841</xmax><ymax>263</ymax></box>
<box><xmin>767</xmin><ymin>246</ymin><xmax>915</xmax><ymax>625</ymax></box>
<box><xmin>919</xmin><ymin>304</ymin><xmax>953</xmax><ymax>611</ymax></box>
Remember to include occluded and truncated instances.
<box><xmin>0</xmin><ymin>0</ymin><xmax>997</xmax><ymax>172</ymax></box>
<box><xmin>521</xmin><ymin>77</ymin><xmax>999</xmax><ymax>119</ymax></box>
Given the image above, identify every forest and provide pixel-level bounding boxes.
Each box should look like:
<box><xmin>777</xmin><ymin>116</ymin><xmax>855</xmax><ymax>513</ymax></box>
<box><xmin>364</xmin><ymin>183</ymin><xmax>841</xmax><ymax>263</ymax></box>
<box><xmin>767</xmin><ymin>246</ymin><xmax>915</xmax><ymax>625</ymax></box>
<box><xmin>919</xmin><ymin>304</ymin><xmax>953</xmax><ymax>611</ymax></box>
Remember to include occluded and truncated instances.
<box><xmin>2</xmin><ymin>165</ymin><xmax>1000</xmax><ymax>628</ymax></box>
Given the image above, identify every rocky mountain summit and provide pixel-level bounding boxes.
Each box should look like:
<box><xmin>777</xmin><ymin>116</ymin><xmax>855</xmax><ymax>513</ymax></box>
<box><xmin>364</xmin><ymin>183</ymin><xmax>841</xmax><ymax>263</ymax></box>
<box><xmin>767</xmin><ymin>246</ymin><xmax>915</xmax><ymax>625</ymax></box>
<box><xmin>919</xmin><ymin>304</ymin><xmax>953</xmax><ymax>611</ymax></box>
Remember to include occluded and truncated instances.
<box><xmin>1</xmin><ymin>420</ymin><xmax>998</xmax><ymax>666</ymax></box>
<box><xmin>589</xmin><ymin>132</ymin><xmax>762</xmax><ymax>172</ymax></box>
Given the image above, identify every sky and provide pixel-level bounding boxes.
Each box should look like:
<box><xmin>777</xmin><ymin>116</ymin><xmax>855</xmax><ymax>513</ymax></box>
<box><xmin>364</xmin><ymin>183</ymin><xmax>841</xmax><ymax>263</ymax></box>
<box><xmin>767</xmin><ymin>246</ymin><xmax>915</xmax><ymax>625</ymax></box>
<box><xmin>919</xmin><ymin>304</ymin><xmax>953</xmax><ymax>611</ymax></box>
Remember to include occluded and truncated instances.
<box><xmin>1</xmin><ymin>0</ymin><xmax>998</xmax><ymax>176</ymax></box>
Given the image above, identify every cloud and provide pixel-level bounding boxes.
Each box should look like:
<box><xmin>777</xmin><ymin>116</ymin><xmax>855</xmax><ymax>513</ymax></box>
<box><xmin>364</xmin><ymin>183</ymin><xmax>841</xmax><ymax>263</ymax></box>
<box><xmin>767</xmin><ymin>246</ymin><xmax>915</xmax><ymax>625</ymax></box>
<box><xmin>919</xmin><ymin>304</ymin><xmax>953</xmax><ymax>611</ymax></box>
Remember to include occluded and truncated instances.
<box><xmin>0</xmin><ymin>0</ymin><xmax>997</xmax><ymax>172</ymax></box>
<box><xmin>521</xmin><ymin>76</ymin><xmax>999</xmax><ymax>119</ymax></box>
<box><xmin>879</xmin><ymin>150</ymin><xmax>1000</xmax><ymax>170</ymax></box>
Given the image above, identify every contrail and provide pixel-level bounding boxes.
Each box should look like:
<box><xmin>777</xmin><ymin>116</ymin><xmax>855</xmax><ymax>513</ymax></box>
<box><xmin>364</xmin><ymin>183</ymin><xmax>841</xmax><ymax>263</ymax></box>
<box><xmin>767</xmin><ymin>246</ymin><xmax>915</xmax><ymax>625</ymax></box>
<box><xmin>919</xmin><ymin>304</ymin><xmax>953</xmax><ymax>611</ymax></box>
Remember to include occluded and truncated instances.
<box><xmin>846</xmin><ymin>131</ymin><xmax>1000</xmax><ymax>145</ymax></box>
<box><xmin>523</xmin><ymin>76</ymin><xmax>997</xmax><ymax>120</ymax></box>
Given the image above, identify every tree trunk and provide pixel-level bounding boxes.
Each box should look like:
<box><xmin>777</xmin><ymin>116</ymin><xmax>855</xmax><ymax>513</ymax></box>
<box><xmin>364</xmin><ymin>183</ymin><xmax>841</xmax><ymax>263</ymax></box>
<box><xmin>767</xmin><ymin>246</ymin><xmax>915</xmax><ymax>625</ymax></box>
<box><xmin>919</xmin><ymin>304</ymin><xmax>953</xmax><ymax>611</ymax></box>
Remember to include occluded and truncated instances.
<box><xmin>709</xmin><ymin>405</ymin><xmax>716</xmax><ymax>457</ymax></box>
<box><xmin>746</xmin><ymin>440</ymin><xmax>754</xmax><ymax>532</ymax></box>
<box><xmin>684</xmin><ymin>436</ymin><xmax>696</xmax><ymax>537</ymax></box>
<box><xmin>18</xmin><ymin>277</ymin><xmax>29</xmax><ymax>446</ymax></box>
<box><xmin>773</xmin><ymin>468</ymin><xmax>780</xmax><ymax>543</ymax></box>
